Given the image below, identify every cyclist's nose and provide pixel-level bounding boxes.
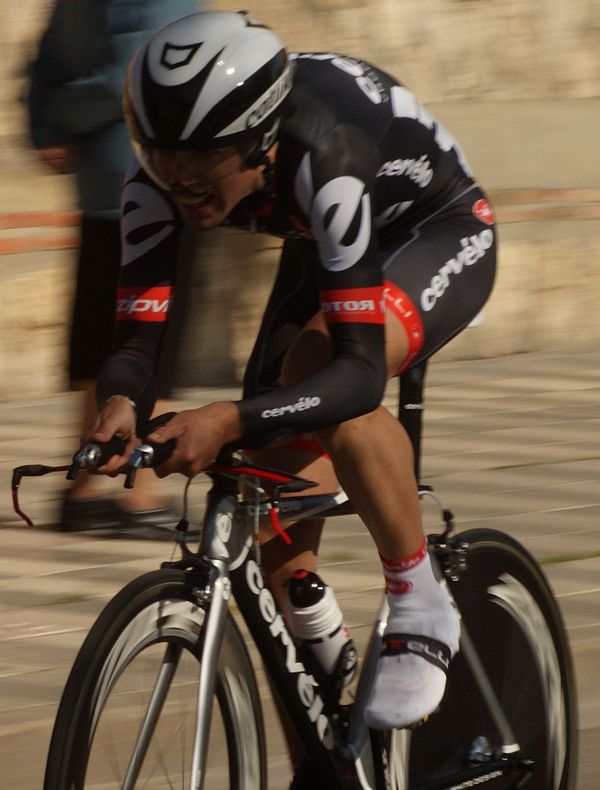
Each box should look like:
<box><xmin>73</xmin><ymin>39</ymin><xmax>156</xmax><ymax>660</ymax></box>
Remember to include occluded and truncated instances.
<box><xmin>173</xmin><ymin>160</ymin><xmax>202</xmax><ymax>186</ymax></box>
<box><xmin>153</xmin><ymin>152</ymin><xmax>205</xmax><ymax>189</ymax></box>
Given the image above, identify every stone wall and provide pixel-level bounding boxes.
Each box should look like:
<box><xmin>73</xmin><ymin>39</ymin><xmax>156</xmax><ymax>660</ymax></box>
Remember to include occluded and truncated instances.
<box><xmin>216</xmin><ymin>0</ymin><xmax>600</xmax><ymax>101</ymax></box>
<box><xmin>0</xmin><ymin>0</ymin><xmax>599</xmax><ymax>399</ymax></box>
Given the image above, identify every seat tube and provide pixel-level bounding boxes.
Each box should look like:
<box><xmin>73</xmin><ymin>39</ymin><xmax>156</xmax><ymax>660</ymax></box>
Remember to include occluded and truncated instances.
<box><xmin>399</xmin><ymin>360</ymin><xmax>428</xmax><ymax>483</ymax></box>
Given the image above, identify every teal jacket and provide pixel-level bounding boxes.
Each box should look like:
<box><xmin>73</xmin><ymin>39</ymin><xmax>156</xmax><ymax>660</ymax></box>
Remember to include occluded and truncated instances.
<box><xmin>27</xmin><ymin>0</ymin><xmax>199</xmax><ymax>216</ymax></box>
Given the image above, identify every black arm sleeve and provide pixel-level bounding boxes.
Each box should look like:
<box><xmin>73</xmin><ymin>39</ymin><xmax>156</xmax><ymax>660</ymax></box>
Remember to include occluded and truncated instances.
<box><xmin>237</xmin><ymin>123</ymin><xmax>387</xmax><ymax>440</ymax></box>
<box><xmin>95</xmin><ymin>164</ymin><xmax>182</xmax><ymax>424</ymax></box>
<box><xmin>237</xmin><ymin>325</ymin><xmax>386</xmax><ymax>440</ymax></box>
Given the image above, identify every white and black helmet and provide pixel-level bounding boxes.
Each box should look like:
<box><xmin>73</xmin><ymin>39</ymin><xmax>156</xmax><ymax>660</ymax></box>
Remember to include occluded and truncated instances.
<box><xmin>124</xmin><ymin>11</ymin><xmax>294</xmax><ymax>167</ymax></box>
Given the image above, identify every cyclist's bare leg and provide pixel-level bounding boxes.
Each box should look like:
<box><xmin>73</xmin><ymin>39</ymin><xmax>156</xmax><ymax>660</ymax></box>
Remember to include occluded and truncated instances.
<box><xmin>252</xmin><ymin>448</ymin><xmax>336</xmax><ymax>611</ymax></box>
<box><xmin>275</xmin><ymin>310</ymin><xmax>459</xmax><ymax>730</ymax></box>
<box><xmin>280</xmin><ymin>312</ymin><xmax>422</xmax><ymax>559</ymax></box>
<box><xmin>258</xmin><ymin>312</ymin><xmax>421</xmax><ymax>600</ymax></box>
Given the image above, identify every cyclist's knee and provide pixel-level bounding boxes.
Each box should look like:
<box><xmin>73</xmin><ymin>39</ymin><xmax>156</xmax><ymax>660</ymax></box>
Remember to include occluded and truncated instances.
<box><xmin>318</xmin><ymin>405</ymin><xmax>384</xmax><ymax>448</ymax></box>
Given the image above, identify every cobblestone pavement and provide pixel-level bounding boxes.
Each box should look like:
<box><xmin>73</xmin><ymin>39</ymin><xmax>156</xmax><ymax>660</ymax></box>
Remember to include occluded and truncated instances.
<box><xmin>1</xmin><ymin>350</ymin><xmax>599</xmax><ymax>788</ymax></box>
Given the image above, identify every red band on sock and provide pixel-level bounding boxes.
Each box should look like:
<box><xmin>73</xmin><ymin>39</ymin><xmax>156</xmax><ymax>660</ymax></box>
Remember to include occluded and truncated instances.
<box><xmin>381</xmin><ymin>539</ymin><xmax>427</xmax><ymax>594</ymax></box>
<box><xmin>380</xmin><ymin>538</ymin><xmax>427</xmax><ymax>573</ymax></box>
<box><xmin>386</xmin><ymin>580</ymin><xmax>413</xmax><ymax>595</ymax></box>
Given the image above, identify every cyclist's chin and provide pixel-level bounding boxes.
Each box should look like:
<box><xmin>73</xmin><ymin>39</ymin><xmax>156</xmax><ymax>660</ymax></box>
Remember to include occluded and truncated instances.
<box><xmin>177</xmin><ymin>200</ymin><xmax>227</xmax><ymax>230</ymax></box>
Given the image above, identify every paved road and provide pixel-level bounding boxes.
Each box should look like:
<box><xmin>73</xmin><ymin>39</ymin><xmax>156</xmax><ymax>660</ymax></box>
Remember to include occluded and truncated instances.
<box><xmin>1</xmin><ymin>350</ymin><xmax>599</xmax><ymax>788</ymax></box>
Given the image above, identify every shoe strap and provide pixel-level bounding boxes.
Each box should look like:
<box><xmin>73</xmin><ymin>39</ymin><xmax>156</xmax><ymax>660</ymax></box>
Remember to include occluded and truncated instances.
<box><xmin>382</xmin><ymin>633</ymin><xmax>452</xmax><ymax>672</ymax></box>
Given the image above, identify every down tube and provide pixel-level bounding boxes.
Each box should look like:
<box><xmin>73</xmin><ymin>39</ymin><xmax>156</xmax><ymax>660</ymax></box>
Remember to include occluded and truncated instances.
<box><xmin>230</xmin><ymin>553</ymin><xmax>343</xmax><ymax>786</ymax></box>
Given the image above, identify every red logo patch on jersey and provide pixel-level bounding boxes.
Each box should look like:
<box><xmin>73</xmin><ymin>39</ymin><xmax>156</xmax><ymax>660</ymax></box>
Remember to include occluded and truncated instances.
<box><xmin>116</xmin><ymin>286</ymin><xmax>171</xmax><ymax>322</ymax></box>
<box><xmin>319</xmin><ymin>287</ymin><xmax>384</xmax><ymax>324</ymax></box>
<box><xmin>472</xmin><ymin>199</ymin><xmax>495</xmax><ymax>225</ymax></box>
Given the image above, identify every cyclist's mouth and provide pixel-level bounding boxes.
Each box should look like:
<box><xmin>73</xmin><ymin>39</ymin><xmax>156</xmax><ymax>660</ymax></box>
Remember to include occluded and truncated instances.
<box><xmin>175</xmin><ymin>186</ymin><xmax>215</xmax><ymax>209</ymax></box>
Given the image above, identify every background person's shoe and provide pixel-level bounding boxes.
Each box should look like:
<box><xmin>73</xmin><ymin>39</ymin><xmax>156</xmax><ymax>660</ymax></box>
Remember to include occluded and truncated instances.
<box><xmin>58</xmin><ymin>494</ymin><xmax>122</xmax><ymax>533</ymax></box>
<box><xmin>114</xmin><ymin>504</ymin><xmax>200</xmax><ymax>541</ymax></box>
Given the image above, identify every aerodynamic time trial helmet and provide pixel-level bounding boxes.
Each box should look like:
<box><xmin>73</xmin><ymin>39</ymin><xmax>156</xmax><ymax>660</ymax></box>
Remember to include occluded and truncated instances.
<box><xmin>124</xmin><ymin>11</ymin><xmax>294</xmax><ymax>186</ymax></box>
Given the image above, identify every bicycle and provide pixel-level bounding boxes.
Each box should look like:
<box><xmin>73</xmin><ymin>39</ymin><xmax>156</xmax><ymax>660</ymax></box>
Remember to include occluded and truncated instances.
<box><xmin>12</xmin><ymin>361</ymin><xmax>578</xmax><ymax>789</ymax></box>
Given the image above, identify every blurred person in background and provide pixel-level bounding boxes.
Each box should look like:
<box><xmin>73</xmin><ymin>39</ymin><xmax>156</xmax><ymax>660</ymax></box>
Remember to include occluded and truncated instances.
<box><xmin>26</xmin><ymin>0</ymin><xmax>200</xmax><ymax>537</ymax></box>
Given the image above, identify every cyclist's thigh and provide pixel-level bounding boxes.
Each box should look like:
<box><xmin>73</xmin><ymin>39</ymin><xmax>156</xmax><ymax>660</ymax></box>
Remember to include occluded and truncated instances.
<box><xmin>382</xmin><ymin>190</ymin><xmax>497</xmax><ymax>372</ymax></box>
<box><xmin>243</xmin><ymin>238</ymin><xmax>320</xmax><ymax>398</ymax></box>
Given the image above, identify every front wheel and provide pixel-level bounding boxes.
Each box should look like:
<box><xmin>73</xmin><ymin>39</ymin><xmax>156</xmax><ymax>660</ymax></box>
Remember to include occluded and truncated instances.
<box><xmin>44</xmin><ymin>569</ymin><xmax>267</xmax><ymax>789</ymax></box>
<box><xmin>409</xmin><ymin>529</ymin><xmax>578</xmax><ymax>789</ymax></box>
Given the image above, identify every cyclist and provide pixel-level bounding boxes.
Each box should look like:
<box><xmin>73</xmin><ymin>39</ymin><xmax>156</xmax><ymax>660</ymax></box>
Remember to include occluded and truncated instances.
<box><xmin>90</xmin><ymin>9</ymin><xmax>496</xmax><ymax>746</ymax></box>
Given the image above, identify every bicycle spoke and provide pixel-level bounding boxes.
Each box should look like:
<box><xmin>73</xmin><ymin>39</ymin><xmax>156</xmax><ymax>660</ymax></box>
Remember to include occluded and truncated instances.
<box><xmin>122</xmin><ymin>642</ymin><xmax>183</xmax><ymax>790</ymax></box>
<box><xmin>410</xmin><ymin>530</ymin><xmax>577</xmax><ymax>789</ymax></box>
<box><xmin>45</xmin><ymin>571</ymin><xmax>266</xmax><ymax>790</ymax></box>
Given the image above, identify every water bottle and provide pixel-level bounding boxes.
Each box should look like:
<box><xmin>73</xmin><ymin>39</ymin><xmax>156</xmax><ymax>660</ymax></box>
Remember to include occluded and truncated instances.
<box><xmin>286</xmin><ymin>570</ymin><xmax>357</xmax><ymax>700</ymax></box>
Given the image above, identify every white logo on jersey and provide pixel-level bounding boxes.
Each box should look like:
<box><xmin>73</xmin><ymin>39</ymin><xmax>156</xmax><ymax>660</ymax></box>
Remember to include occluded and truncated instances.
<box><xmin>329</xmin><ymin>56</ymin><xmax>384</xmax><ymax>104</ymax></box>
<box><xmin>420</xmin><ymin>229</ymin><xmax>494</xmax><ymax>311</ymax></box>
<box><xmin>374</xmin><ymin>201</ymin><xmax>414</xmax><ymax>228</ymax></box>
<box><xmin>390</xmin><ymin>86</ymin><xmax>473</xmax><ymax>178</ymax></box>
<box><xmin>292</xmin><ymin>53</ymin><xmax>385</xmax><ymax>105</ymax></box>
<box><xmin>295</xmin><ymin>154</ymin><xmax>371</xmax><ymax>272</ymax></box>
<box><xmin>377</xmin><ymin>155</ymin><xmax>433</xmax><ymax>188</ymax></box>
<box><xmin>121</xmin><ymin>180</ymin><xmax>176</xmax><ymax>266</ymax></box>
<box><xmin>313</xmin><ymin>177</ymin><xmax>371</xmax><ymax>271</ymax></box>
<box><xmin>322</xmin><ymin>299</ymin><xmax>376</xmax><ymax>314</ymax></box>
<box><xmin>261</xmin><ymin>396</ymin><xmax>321</xmax><ymax>419</ymax></box>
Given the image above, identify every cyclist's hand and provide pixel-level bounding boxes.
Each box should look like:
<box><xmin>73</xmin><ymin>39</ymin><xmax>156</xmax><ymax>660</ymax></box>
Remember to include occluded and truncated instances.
<box><xmin>146</xmin><ymin>402</ymin><xmax>241</xmax><ymax>478</ymax></box>
<box><xmin>87</xmin><ymin>396</ymin><xmax>139</xmax><ymax>475</ymax></box>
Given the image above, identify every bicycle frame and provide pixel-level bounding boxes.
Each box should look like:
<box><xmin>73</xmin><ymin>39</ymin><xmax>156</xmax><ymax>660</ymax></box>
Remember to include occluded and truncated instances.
<box><xmin>160</xmin><ymin>462</ymin><xmax>531</xmax><ymax>790</ymax></box>
<box><xmin>16</xmin><ymin>359</ymin><xmax>548</xmax><ymax>788</ymax></box>
<box><xmin>163</xmin><ymin>469</ymin><xmax>382</xmax><ymax>788</ymax></box>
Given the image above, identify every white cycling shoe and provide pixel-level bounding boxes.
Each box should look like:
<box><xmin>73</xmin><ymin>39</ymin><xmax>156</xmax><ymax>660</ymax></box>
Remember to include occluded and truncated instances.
<box><xmin>364</xmin><ymin>572</ymin><xmax>460</xmax><ymax>730</ymax></box>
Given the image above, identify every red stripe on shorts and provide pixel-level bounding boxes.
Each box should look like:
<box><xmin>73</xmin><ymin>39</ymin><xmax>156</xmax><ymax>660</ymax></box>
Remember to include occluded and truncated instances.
<box><xmin>383</xmin><ymin>282</ymin><xmax>425</xmax><ymax>373</ymax></box>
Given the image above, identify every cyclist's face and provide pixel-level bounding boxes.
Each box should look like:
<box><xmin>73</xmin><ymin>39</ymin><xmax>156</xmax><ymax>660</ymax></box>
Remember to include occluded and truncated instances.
<box><xmin>143</xmin><ymin>147</ymin><xmax>259</xmax><ymax>230</ymax></box>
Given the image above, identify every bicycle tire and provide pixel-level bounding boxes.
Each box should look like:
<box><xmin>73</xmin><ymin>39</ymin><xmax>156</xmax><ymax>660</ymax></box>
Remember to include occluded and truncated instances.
<box><xmin>44</xmin><ymin>569</ymin><xmax>267</xmax><ymax>790</ymax></box>
<box><xmin>408</xmin><ymin>529</ymin><xmax>578</xmax><ymax>789</ymax></box>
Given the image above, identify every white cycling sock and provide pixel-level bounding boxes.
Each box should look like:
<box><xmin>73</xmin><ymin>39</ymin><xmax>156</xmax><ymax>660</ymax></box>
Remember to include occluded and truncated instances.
<box><xmin>364</xmin><ymin>540</ymin><xmax>460</xmax><ymax>730</ymax></box>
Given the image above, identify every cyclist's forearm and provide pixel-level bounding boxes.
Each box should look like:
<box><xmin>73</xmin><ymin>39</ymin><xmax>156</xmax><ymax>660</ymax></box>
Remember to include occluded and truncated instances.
<box><xmin>236</xmin><ymin>351</ymin><xmax>386</xmax><ymax>441</ymax></box>
<box><xmin>96</xmin><ymin>348</ymin><xmax>157</xmax><ymax>426</ymax></box>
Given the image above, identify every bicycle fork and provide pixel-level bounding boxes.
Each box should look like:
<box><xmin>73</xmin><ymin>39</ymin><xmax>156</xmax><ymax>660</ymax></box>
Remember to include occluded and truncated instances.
<box><xmin>189</xmin><ymin>561</ymin><xmax>231</xmax><ymax>790</ymax></box>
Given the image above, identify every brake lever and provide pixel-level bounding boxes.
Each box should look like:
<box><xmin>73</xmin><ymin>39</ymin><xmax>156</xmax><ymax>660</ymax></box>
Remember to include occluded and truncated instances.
<box><xmin>124</xmin><ymin>412</ymin><xmax>178</xmax><ymax>489</ymax></box>
<box><xmin>11</xmin><ymin>464</ymin><xmax>70</xmax><ymax>526</ymax></box>
<box><xmin>67</xmin><ymin>436</ymin><xmax>126</xmax><ymax>479</ymax></box>
<box><xmin>124</xmin><ymin>440</ymin><xmax>176</xmax><ymax>489</ymax></box>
